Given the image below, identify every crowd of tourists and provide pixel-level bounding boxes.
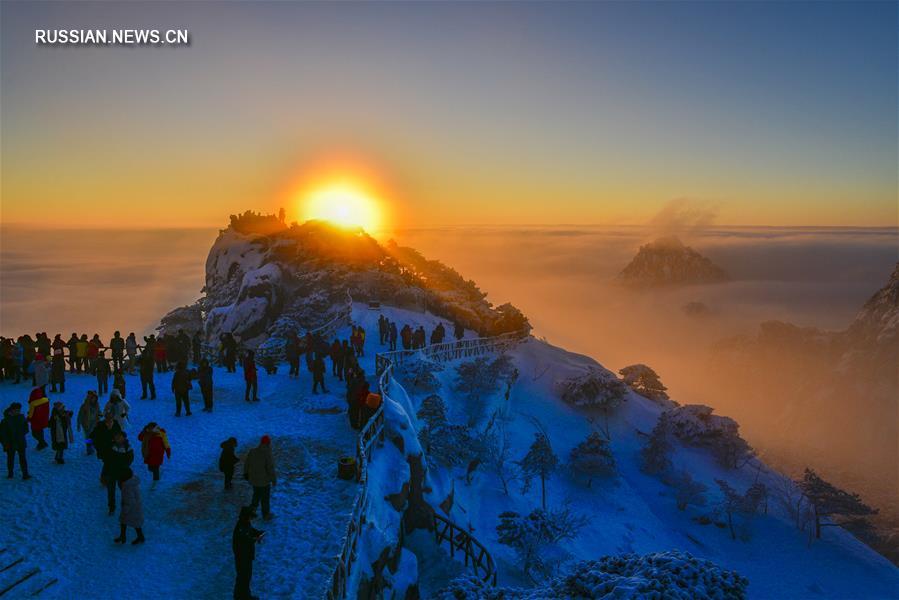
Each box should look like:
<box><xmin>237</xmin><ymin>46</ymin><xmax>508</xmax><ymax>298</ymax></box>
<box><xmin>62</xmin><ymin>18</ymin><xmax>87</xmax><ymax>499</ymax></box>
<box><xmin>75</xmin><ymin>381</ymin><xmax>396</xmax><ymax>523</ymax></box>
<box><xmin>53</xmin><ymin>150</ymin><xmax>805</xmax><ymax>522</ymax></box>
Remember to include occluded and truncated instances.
<box><xmin>0</xmin><ymin>315</ymin><xmax>462</xmax><ymax>599</ymax></box>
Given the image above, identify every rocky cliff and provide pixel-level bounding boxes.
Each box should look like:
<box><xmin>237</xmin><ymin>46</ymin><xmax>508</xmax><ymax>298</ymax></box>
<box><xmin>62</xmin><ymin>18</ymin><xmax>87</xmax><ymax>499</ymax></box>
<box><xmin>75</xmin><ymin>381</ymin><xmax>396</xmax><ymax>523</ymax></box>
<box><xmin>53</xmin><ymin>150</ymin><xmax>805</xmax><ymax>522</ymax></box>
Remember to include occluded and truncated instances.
<box><xmin>617</xmin><ymin>236</ymin><xmax>728</xmax><ymax>286</ymax></box>
<box><xmin>158</xmin><ymin>212</ymin><xmax>530</xmax><ymax>348</ymax></box>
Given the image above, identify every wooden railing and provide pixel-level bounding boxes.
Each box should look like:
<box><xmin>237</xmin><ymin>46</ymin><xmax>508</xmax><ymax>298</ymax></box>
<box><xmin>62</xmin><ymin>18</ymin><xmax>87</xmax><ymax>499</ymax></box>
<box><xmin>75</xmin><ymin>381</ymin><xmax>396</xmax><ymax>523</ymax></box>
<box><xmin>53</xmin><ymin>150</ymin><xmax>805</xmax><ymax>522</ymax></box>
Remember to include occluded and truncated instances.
<box><xmin>433</xmin><ymin>513</ymin><xmax>498</xmax><ymax>586</ymax></box>
<box><xmin>328</xmin><ymin>327</ymin><xmax>527</xmax><ymax>598</ymax></box>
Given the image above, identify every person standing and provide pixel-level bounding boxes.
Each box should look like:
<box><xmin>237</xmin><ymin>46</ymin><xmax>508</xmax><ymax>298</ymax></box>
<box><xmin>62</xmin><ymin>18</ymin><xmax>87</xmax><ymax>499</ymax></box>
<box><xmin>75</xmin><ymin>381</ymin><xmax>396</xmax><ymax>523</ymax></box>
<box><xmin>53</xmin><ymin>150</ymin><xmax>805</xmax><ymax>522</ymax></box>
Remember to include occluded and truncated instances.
<box><xmin>329</xmin><ymin>339</ymin><xmax>343</xmax><ymax>380</ymax></box>
<box><xmin>139</xmin><ymin>350</ymin><xmax>156</xmax><ymax>400</ymax></box>
<box><xmin>77</xmin><ymin>391</ymin><xmax>101</xmax><ymax>455</ymax></box>
<box><xmin>378</xmin><ymin>315</ymin><xmax>387</xmax><ymax>345</ymax></box>
<box><xmin>50</xmin><ymin>349</ymin><xmax>66</xmax><ymax>393</ymax></box>
<box><xmin>27</xmin><ymin>385</ymin><xmax>50</xmax><ymax>450</ymax></box>
<box><xmin>66</xmin><ymin>333</ymin><xmax>79</xmax><ymax>373</ymax></box>
<box><xmin>109</xmin><ymin>331</ymin><xmax>125</xmax><ymax>372</ymax></box>
<box><xmin>0</xmin><ymin>403</ymin><xmax>30</xmax><ymax>480</ymax></box>
<box><xmin>198</xmin><ymin>359</ymin><xmax>214</xmax><ymax>412</ymax></box>
<box><xmin>125</xmin><ymin>333</ymin><xmax>138</xmax><ymax>374</ymax></box>
<box><xmin>87</xmin><ymin>334</ymin><xmax>102</xmax><ymax>375</ymax></box>
<box><xmin>75</xmin><ymin>334</ymin><xmax>89</xmax><ymax>373</ymax></box>
<box><xmin>171</xmin><ymin>361</ymin><xmax>193</xmax><ymax>417</ymax></box>
<box><xmin>192</xmin><ymin>330</ymin><xmax>202</xmax><ymax>366</ymax></box>
<box><xmin>244</xmin><ymin>436</ymin><xmax>276</xmax><ymax>520</ymax></box>
<box><xmin>114</xmin><ymin>468</ymin><xmax>145</xmax><ymax>545</ymax></box>
<box><xmin>102</xmin><ymin>430</ymin><xmax>133</xmax><ymax>515</ymax></box>
<box><xmin>285</xmin><ymin>333</ymin><xmax>300</xmax><ymax>378</ymax></box>
<box><xmin>311</xmin><ymin>353</ymin><xmax>327</xmax><ymax>394</ymax></box>
<box><xmin>233</xmin><ymin>506</ymin><xmax>264</xmax><ymax>600</ymax></box>
<box><xmin>105</xmin><ymin>389</ymin><xmax>131</xmax><ymax>430</ymax></box>
<box><xmin>242</xmin><ymin>351</ymin><xmax>258</xmax><ymax>403</ymax></box>
<box><xmin>220</xmin><ymin>333</ymin><xmax>238</xmax><ymax>373</ymax></box>
<box><xmin>95</xmin><ymin>351</ymin><xmax>111</xmax><ymax>395</ymax></box>
<box><xmin>454</xmin><ymin>321</ymin><xmax>465</xmax><ymax>341</ymax></box>
<box><xmin>32</xmin><ymin>354</ymin><xmax>49</xmax><ymax>390</ymax></box>
<box><xmin>48</xmin><ymin>401</ymin><xmax>74</xmax><ymax>464</ymax></box>
<box><xmin>389</xmin><ymin>321</ymin><xmax>398</xmax><ymax>351</ymax></box>
<box><xmin>219</xmin><ymin>437</ymin><xmax>239</xmax><ymax>491</ymax></box>
<box><xmin>138</xmin><ymin>422</ymin><xmax>170</xmax><ymax>482</ymax></box>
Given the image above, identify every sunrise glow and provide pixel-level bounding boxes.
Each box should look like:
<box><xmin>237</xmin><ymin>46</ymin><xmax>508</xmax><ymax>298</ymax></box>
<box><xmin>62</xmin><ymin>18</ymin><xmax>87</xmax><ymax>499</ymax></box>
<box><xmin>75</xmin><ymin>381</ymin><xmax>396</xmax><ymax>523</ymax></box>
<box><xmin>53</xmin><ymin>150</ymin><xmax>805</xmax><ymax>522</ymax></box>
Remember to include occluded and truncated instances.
<box><xmin>301</xmin><ymin>181</ymin><xmax>382</xmax><ymax>232</ymax></box>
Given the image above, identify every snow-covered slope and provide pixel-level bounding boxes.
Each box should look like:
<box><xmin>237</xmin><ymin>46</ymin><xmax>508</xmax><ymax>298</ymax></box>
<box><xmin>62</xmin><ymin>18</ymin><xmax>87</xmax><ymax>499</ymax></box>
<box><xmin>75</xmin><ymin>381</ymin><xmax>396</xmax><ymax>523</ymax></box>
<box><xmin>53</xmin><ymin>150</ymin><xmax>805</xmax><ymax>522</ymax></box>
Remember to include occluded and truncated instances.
<box><xmin>383</xmin><ymin>329</ymin><xmax>899</xmax><ymax>598</ymax></box>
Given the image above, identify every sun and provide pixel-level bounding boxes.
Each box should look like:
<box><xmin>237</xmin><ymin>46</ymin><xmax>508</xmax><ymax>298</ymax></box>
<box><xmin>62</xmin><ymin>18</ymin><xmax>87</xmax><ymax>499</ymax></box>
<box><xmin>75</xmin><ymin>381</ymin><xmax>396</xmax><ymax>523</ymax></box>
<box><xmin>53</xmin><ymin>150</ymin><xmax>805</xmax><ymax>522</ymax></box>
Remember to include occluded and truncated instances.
<box><xmin>301</xmin><ymin>181</ymin><xmax>382</xmax><ymax>232</ymax></box>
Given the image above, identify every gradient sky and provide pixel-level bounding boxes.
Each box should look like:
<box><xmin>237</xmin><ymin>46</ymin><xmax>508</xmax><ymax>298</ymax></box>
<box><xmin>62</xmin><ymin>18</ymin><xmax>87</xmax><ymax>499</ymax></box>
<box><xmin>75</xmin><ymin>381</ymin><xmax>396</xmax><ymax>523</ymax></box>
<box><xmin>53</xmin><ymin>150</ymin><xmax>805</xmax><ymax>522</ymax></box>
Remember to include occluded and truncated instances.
<box><xmin>1</xmin><ymin>1</ymin><xmax>896</xmax><ymax>229</ymax></box>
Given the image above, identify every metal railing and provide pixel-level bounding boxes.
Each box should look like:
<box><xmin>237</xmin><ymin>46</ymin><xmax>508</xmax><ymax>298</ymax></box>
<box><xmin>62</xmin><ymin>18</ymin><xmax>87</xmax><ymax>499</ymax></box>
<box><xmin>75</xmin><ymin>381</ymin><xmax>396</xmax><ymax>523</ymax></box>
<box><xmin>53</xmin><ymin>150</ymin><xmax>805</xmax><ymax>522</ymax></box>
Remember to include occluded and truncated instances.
<box><xmin>328</xmin><ymin>326</ymin><xmax>527</xmax><ymax>598</ymax></box>
<box><xmin>433</xmin><ymin>513</ymin><xmax>498</xmax><ymax>585</ymax></box>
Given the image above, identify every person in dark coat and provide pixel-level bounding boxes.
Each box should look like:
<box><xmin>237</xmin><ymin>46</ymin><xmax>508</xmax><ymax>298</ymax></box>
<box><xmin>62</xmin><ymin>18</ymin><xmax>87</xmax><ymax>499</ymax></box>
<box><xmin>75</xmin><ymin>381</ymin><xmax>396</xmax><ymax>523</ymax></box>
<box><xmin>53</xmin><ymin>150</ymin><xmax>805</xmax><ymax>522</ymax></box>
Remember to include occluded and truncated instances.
<box><xmin>400</xmin><ymin>325</ymin><xmax>412</xmax><ymax>350</ymax></box>
<box><xmin>109</xmin><ymin>331</ymin><xmax>125</xmax><ymax>372</ymax></box>
<box><xmin>220</xmin><ymin>333</ymin><xmax>238</xmax><ymax>373</ymax></box>
<box><xmin>284</xmin><ymin>333</ymin><xmax>300</xmax><ymax>378</ymax></box>
<box><xmin>454</xmin><ymin>321</ymin><xmax>465</xmax><ymax>341</ymax></box>
<box><xmin>244</xmin><ymin>436</ymin><xmax>276</xmax><ymax>519</ymax></box>
<box><xmin>115</xmin><ymin>468</ymin><xmax>145</xmax><ymax>545</ymax></box>
<box><xmin>66</xmin><ymin>333</ymin><xmax>79</xmax><ymax>373</ymax></box>
<box><xmin>139</xmin><ymin>351</ymin><xmax>156</xmax><ymax>400</ymax></box>
<box><xmin>219</xmin><ymin>437</ymin><xmax>239</xmax><ymax>491</ymax></box>
<box><xmin>171</xmin><ymin>361</ymin><xmax>193</xmax><ymax>417</ymax></box>
<box><xmin>0</xmin><ymin>403</ymin><xmax>30</xmax><ymax>479</ymax></box>
<box><xmin>93</xmin><ymin>423</ymin><xmax>130</xmax><ymax>514</ymax></box>
<box><xmin>242</xmin><ymin>351</ymin><xmax>258</xmax><ymax>403</ymax></box>
<box><xmin>198</xmin><ymin>359</ymin><xmax>214</xmax><ymax>412</ymax></box>
<box><xmin>329</xmin><ymin>340</ymin><xmax>343</xmax><ymax>380</ymax></box>
<box><xmin>95</xmin><ymin>351</ymin><xmax>111</xmax><ymax>395</ymax></box>
<box><xmin>378</xmin><ymin>315</ymin><xmax>387</xmax><ymax>345</ymax></box>
<box><xmin>311</xmin><ymin>354</ymin><xmax>327</xmax><ymax>394</ymax></box>
<box><xmin>389</xmin><ymin>321</ymin><xmax>398</xmax><ymax>351</ymax></box>
<box><xmin>192</xmin><ymin>330</ymin><xmax>202</xmax><ymax>365</ymax></box>
<box><xmin>48</xmin><ymin>401</ymin><xmax>74</xmax><ymax>464</ymax></box>
<box><xmin>342</xmin><ymin>340</ymin><xmax>356</xmax><ymax>374</ymax></box>
<box><xmin>50</xmin><ymin>350</ymin><xmax>66</xmax><ymax>393</ymax></box>
<box><xmin>233</xmin><ymin>506</ymin><xmax>264</xmax><ymax>600</ymax></box>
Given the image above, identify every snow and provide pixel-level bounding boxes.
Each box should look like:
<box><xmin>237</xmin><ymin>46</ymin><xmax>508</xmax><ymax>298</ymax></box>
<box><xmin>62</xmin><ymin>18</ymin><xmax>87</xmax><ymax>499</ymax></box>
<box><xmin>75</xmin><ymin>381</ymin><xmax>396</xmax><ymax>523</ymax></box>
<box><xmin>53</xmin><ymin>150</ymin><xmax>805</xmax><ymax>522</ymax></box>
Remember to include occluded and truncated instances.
<box><xmin>4</xmin><ymin>301</ymin><xmax>896</xmax><ymax>599</ymax></box>
<box><xmin>397</xmin><ymin>335</ymin><xmax>899</xmax><ymax>599</ymax></box>
<box><xmin>0</xmin><ymin>310</ymin><xmax>407</xmax><ymax>598</ymax></box>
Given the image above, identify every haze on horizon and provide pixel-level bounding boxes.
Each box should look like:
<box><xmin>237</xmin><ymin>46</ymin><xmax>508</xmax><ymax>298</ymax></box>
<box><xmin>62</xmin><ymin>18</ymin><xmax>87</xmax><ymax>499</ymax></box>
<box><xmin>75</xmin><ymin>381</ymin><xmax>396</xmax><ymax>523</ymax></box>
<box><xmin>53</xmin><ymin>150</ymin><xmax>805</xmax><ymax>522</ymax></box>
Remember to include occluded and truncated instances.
<box><xmin>1</xmin><ymin>1</ymin><xmax>897</xmax><ymax>230</ymax></box>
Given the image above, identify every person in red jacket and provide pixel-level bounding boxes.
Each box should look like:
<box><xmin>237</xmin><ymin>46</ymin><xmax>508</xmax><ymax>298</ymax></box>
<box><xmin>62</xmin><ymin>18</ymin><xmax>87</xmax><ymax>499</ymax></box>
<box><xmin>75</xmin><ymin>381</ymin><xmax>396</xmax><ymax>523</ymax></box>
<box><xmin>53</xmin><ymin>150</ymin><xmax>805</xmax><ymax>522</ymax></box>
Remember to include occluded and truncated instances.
<box><xmin>138</xmin><ymin>422</ymin><xmax>170</xmax><ymax>481</ymax></box>
<box><xmin>243</xmin><ymin>351</ymin><xmax>258</xmax><ymax>403</ymax></box>
<box><xmin>27</xmin><ymin>385</ymin><xmax>50</xmax><ymax>450</ymax></box>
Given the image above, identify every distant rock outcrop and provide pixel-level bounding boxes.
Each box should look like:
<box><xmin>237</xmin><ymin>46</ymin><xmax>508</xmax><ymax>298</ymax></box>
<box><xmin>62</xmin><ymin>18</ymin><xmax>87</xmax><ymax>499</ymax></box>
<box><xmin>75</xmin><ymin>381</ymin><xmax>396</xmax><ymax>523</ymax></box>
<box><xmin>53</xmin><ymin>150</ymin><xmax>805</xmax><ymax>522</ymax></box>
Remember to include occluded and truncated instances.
<box><xmin>618</xmin><ymin>236</ymin><xmax>728</xmax><ymax>286</ymax></box>
<box><xmin>158</xmin><ymin>211</ymin><xmax>530</xmax><ymax>348</ymax></box>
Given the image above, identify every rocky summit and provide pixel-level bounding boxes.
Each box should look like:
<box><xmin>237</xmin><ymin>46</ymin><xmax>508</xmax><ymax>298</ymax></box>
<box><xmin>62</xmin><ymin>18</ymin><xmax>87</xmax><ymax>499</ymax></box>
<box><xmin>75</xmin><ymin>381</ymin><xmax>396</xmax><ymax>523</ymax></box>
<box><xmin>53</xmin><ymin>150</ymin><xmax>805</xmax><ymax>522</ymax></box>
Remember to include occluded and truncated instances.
<box><xmin>617</xmin><ymin>236</ymin><xmax>729</xmax><ymax>287</ymax></box>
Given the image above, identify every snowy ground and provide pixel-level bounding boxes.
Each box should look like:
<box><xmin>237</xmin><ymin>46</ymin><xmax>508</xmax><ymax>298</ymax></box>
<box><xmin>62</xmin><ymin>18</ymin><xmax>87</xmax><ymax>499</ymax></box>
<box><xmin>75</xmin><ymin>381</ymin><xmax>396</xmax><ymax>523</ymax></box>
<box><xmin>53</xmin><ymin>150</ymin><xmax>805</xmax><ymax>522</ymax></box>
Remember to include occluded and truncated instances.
<box><xmin>0</xmin><ymin>310</ymin><xmax>414</xmax><ymax>598</ymax></box>
<box><xmin>405</xmin><ymin>338</ymin><xmax>899</xmax><ymax>599</ymax></box>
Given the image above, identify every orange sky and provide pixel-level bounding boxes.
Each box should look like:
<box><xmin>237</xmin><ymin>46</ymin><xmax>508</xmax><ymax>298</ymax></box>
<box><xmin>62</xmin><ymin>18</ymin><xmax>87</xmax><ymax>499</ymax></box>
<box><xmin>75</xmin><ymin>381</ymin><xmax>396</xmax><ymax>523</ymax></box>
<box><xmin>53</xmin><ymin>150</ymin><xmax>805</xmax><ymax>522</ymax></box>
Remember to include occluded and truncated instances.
<box><xmin>1</xmin><ymin>2</ymin><xmax>896</xmax><ymax>231</ymax></box>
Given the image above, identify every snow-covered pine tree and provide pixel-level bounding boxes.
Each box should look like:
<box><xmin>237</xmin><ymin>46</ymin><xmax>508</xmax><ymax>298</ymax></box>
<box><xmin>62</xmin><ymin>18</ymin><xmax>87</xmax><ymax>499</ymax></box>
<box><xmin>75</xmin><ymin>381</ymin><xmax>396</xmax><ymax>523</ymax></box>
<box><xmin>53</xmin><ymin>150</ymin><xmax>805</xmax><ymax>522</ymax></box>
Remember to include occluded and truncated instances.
<box><xmin>619</xmin><ymin>363</ymin><xmax>671</xmax><ymax>405</ymax></box>
<box><xmin>641</xmin><ymin>412</ymin><xmax>674</xmax><ymax>475</ymax></box>
<box><xmin>715</xmin><ymin>479</ymin><xmax>766</xmax><ymax>541</ymax></box>
<box><xmin>559</xmin><ymin>368</ymin><xmax>628</xmax><ymax>439</ymax></box>
<box><xmin>496</xmin><ymin>508</ymin><xmax>585</xmax><ymax>583</ymax></box>
<box><xmin>568</xmin><ymin>431</ymin><xmax>616</xmax><ymax>487</ymax></box>
<box><xmin>416</xmin><ymin>394</ymin><xmax>447</xmax><ymax>454</ymax></box>
<box><xmin>665</xmin><ymin>469</ymin><xmax>707</xmax><ymax>511</ymax></box>
<box><xmin>797</xmin><ymin>468</ymin><xmax>877</xmax><ymax>539</ymax></box>
<box><xmin>519</xmin><ymin>432</ymin><xmax>559</xmax><ymax>510</ymax></box>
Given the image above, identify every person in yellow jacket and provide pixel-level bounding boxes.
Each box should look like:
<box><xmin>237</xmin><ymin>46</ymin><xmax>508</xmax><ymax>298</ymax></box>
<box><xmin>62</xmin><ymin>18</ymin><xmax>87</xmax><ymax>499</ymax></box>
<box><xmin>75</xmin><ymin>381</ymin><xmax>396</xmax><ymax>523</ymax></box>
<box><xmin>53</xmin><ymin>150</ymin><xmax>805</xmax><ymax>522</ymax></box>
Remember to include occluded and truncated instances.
<box><xmin>75</xmin><ymin>334</ymin><xmax>89</xmax><ymax>373</ymax></box>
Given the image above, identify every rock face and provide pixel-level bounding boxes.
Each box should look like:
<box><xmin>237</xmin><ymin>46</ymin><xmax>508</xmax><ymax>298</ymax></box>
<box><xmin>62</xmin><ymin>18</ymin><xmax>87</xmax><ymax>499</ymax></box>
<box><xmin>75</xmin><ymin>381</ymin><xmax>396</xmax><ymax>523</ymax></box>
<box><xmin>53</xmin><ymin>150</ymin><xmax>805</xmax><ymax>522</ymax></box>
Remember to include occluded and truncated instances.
<box><xmin>709</xmin><ymin>263</ymin><xmax>899</xmax><ymax>559</ymax></box>
<box><xmin>618</xmin><ymin>236</ymin><xmax>728</xmax><ymax>286</ymax></box>
<box><xmin>158</xmin><ymin>212</ymin><xmax>530</xmax><ymax>348</ymax></box>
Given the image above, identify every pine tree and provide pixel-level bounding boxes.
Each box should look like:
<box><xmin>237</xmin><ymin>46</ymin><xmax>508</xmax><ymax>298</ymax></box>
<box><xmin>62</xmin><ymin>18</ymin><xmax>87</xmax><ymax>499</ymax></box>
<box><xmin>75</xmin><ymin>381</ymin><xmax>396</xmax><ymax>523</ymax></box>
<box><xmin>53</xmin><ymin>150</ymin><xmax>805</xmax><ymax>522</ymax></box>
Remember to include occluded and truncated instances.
<box><xmin>668</xmin><ymin>469</ymin><xmax>707</xmax><ymax>511</ymax></box>
<box><xmin>797</xmin><ymin>468</ymin><xmax>877</xmax><ymax>539</ymax></box>
<box><xmin>619</xmin><ymin>363</ymin><xmax>670</xmax><ymax>404</ymax></box>
<box><xmin>641</xmin><ymin>412</ymin><xmax>674</xmax><ymax>475</ymax></box>
<box><xmin>416</xmin><ymin>394</ymin><xmax>447</xmax><ymax>454</ymax></box>
<box><xmin>519</xmin><ymin>433</ymin><xmax>559</xmax><ymax>510</ymax></box>
<box><xmin>560</xmin><ymin>369</ymin><xmax>628</xmax><ymax>438</ymax></box>
<box><xmin>568</xmin><ymin>431</ymin><xmax>616</xmax><ymax>487</ymax></box>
